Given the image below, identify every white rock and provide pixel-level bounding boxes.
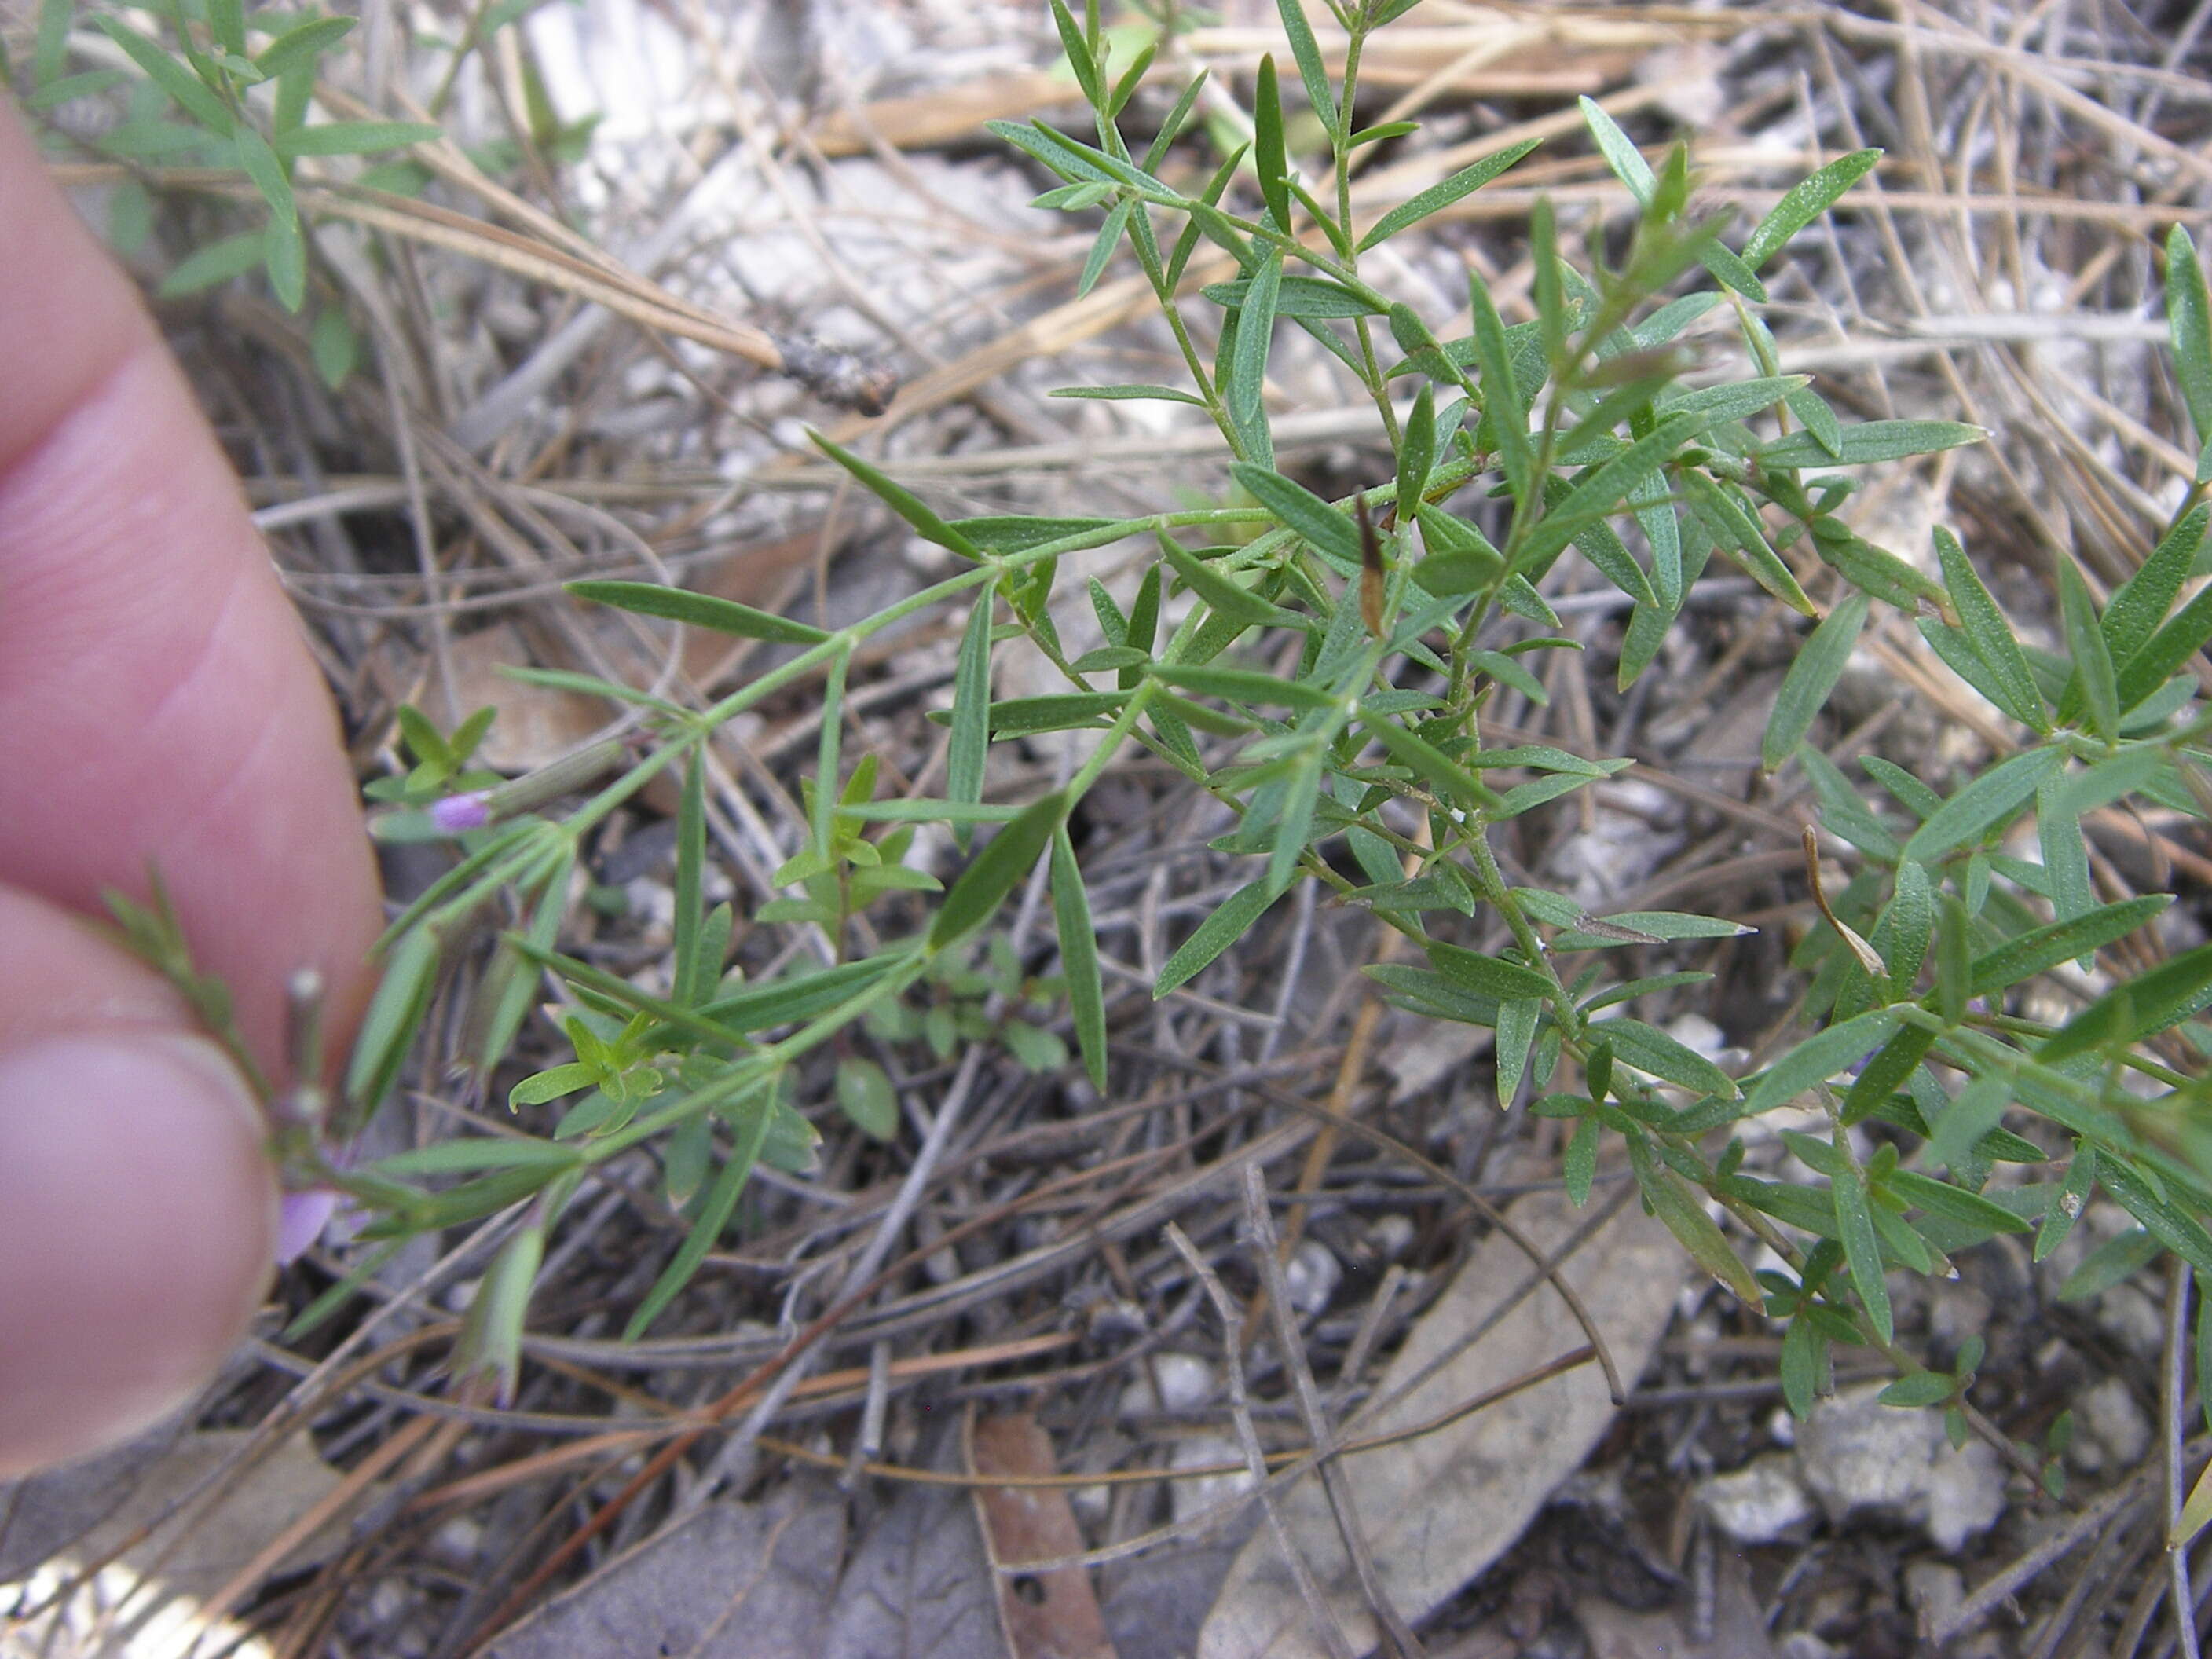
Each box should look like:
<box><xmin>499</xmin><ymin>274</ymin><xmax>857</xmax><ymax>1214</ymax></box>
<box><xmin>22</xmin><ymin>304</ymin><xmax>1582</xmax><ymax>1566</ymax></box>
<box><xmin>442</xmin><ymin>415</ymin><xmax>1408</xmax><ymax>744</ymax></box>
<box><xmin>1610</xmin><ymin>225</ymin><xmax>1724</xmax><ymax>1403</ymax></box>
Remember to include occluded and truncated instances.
<box><xmin>1369</xmin><ymin>1214</ymin><xmax>1415</xmax><ymax>1262</ymax></box>
<box><xmin>2071</xmin><ymin>1376</ymin><xmax>2152</xmax><ymax>1474</ymax></box>
<box><xmin>1699</xmin><ymin>1454</ymin><xmax>1815</xmax><ymax>1544</ymax></box>
<box><xmin>1119</xmin><ymin>1352</ymin><xmax>1218</xmax><ymax>1418</ymax></box>
<box><xmin>1171</xmin><ymin>1433</ymin><xmax>1258</xmax><ymax>1526</ymax></box>
<box><xmin>1794</xmin><ymin>1383</ymin><xmax>2007</xmax><ymax>1553</ymax></box>
<box><xmin>1906</xmin><ymin>1561</ymin><xmax>1966</xmax><ymax>1632</ymax></box>
<box><xmin>1284</xmin><ymin>1240</ymin><xmax>1342</xmax><ymax>1317</ymax></box>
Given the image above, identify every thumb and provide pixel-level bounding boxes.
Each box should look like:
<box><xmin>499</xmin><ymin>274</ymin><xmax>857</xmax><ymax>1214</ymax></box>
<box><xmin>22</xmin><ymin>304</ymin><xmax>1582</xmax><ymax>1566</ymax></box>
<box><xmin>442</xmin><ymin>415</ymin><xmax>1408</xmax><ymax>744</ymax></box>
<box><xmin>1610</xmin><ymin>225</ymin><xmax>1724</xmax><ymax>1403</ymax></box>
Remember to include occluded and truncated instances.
<box><xmin>0</xmin><ymin>887</ymin><xmax>277</xmax><ymax>1477</ymax></box>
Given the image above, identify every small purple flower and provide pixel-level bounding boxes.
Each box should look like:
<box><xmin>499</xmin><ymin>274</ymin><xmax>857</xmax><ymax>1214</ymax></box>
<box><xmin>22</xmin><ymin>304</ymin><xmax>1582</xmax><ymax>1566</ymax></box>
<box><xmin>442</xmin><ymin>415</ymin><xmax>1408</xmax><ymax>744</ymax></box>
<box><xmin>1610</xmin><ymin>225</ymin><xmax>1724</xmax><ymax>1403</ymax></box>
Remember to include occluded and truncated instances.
<box><xmin>430</xmin><ymin>790</ymin><xmax>493</xmax><ymax>833</ymax></box>
<box><xmin>276</xmin><ymin>1188</ymin><xmax>341</xmax><ymax>1265</ymax></box>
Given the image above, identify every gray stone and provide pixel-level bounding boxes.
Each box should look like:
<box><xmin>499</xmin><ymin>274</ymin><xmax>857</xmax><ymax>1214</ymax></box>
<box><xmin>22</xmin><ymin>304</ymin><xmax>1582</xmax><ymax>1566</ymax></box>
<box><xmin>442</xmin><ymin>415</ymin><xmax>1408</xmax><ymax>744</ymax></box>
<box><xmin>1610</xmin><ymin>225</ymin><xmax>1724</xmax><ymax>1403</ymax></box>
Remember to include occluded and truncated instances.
<box><xmin>1699</xmin><ymin>1455</ymin><xmax>1816</xmax><ymax>1545</ymax></box>
<box><xmin>1794</xmin><ymin>1383</ymin><xmax>2007</xmax><ymax>1553</ymax></box>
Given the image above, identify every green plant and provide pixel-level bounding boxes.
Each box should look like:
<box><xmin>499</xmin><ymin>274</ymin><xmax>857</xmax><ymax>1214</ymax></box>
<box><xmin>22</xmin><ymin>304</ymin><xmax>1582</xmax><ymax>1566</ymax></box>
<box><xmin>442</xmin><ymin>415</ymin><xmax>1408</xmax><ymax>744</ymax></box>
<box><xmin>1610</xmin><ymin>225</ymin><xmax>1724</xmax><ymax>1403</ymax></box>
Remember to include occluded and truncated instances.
<box><xmin>14</xmin><ymin>0</ymin><xmax>465</xmax><ymax>383</ymax></box>
<box><xmin>79</xmin><ymin>2</ymin><xmax>2212</xmax><ymax>1452</ymax></box>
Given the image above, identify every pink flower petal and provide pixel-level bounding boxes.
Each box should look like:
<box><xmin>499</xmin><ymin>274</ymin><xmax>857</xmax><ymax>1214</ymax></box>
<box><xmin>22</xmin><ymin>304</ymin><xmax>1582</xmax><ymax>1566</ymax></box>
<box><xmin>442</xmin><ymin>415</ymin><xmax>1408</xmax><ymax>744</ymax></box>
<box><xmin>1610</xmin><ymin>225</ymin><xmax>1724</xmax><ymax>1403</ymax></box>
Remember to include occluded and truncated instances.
<box><xmin>275</xmin><ymin>1187</ymin><xmax>340</xmax><ymax>1265</ymax></box>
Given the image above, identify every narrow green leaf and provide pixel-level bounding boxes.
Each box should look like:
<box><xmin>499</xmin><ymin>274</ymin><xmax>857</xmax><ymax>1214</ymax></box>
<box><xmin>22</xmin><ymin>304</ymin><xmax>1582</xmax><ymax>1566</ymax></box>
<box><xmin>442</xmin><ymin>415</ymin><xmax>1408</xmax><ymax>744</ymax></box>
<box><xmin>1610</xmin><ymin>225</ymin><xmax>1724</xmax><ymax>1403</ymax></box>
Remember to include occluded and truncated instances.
<box><xmin>1361</xmin><ymin>713</ymin><xmax>1500</xmax><ymax>813</ymax></box>
<box><xmin>1469</xmin><ymin>273</ymin><xmax>1532</xmax><ymax>499</ymax></box>
<box><xmin>567</xmin><ymin>579</ymin><xmax>830</xmax><ymax>643</ymax></box>
<box><xmin>1227</xmin><ymin>463</ymin><xmax>1362</xmax><ymax>574</ymax></box>
<box><xmin>1933</xmin><ymin>526</ymin><xmax>2045</xmax><ymax>727</ymax></box>
<box><xmin>1276</xmin><ymin>0</ymin><xmax>1338</xmax><ymax>137</ymax></box>
<box><xmin>1742</xmin><ymin>1009</ymin><xmax>1904</xmax><ymax>1115</ymax></box>
<box><xmin>508</xmin><ymin>1063</ymin><xmax>594</xmax><ymax>1108</ymax></box>
<box><xmin>2104</xmin><ymin>504</ymin><xmax>2208</xmax><ymax>664</ymax></box>
<box><xmin>1971</xmin><ymin>895</ymin><xmax>2170</xmax><ymax>998</ymax></box>
<box><xmin>1050</xmin><ymin>383</ymin><xmax>1207</xmax><ymax>406</ymax></box>
<box><xmin>1662</xmin><ymin>375</ymin><xmax>1811</xmax><ymax>426</ymax></box>
<box><xmin>1076</xmin><ymin>199</ymin><xmax>1133</xmax><ymax>298</ymax></box>
<box><xmin>1878</xmin><ymin>1371</ymin><xmax>1957</xmax><ymax>1409</ymax></box>
<box><xmin>1877</xmin><ymin>858</ymin><xmax>1936</xmax><ymax>992</ymax></box>
<box><xmin>1357</xmin><ymin>138</ymin><xmax>1540</xmax><ymax>252</ymax></box>
<box><xmin>2101</xmin><ymin>1156</ymin><xmax>2212</xmax><ymax>1278</ymax></box>
<box><xmin>930</xmin><ymin>792</ymin><xmax>1067</xmax><ymax>950</ymax></box>
<box><xmin>1888</xmin><ymin>1167</ymin><xmax>2032</xmax><ymax>1235</ymax></box>
<box><xmin>1252</xmin><ymin>55</ymin><xmax>1291</xmax><ymax>231</ymax></box>
<box><xmin>1579</xmin><ymin>97</ymin><xmax>1654</xmax><ymax>205</ymax></box>
<box><xmin>208</xmin><ymin>0</ymin><xmax>247</xmax><ymax>57</ymax></box>
<box><xmin>262</xmin><ymin>209</ymin><xmax>306</xmax><ymax>313</ymax></box>
<box><xmin>1763</xmin><ymin>591</ymin><xmax>1868</xmax><ymax>771</ymax></box>
<box><xmin>1917</xmin><ymin>621</ymin><xmax>2037</xmax><ymax>727</ymax></box>
<box><xmin>1599</xmin><ymin>1016</ymin><xmax>1739</xmax><ymax>1098</ymax></box>
<box><xmin>1756</xmin><ymin>421</ymin><xmax>1987</xmax><ymax>467</ymax></box>
<box><xmin>1108</xmin><ymin>37</ymin><xmax>1157</xmax><ymax>119</ymax></box>
<box><xmin>2168</xmin><ymin>226</ymin><xmax>2212</xmax><ymax>444</ymax></box>
<box><xmin>2040</xmin><ymin>942</ymin><xmax>2212</xmax><ymax>1064</ymax></box>
<box><xmin>275</xmin><ymin>119</ymin><xmax>439</xmax><ymax>157</ymax></box>
<box><xmin>948</xmin><ymin>591</ymin><xmax>993</xmax><ymax>851</ymax></box>
<box><xmin>95</xmin><ymin>15</ymin><xmax>233</xmax><ymax>134</ymax></box>
<box><xmin>478</xmin><ymin>853</ymin><xmax>572</xmax><ymax>1075</ymax></box>
<box><xmin>2057</xmin><ymin>557</ymin><xmax>2119</xmax><ymax>738</ymax></box>
<box><xmin>34</xmin><ymin>0</ymin><xmax>71</xmax><ymax>85</ymax></box>
<box><xmin>1919</xmin><ymin>1074</ymin><xmax>2013</xmax><ymax>1178</ymax></box>
<box><xmin>1743</xmin><ymin>149</ymin><xmax>1882</xmax><ymax>269</ymax></box>
<box><xmin>1397</xmin><ymin>383</ymin><xmax>1437</xmax><ymax>522</ymax></box>
<box><xmin>2037</xmin><ymin>1144</ymin><xmax>2097</xmax><ymax>1263</ymax></box>
<box><xmin>2115</xmin><ymin>583</ymin><xmax>2212</xmax><ymax>713</ymax></box>
<box><xmin>835</xmin><ymin>1057</ymin><xmax>900</xmax><ymax>1140</ymax></box>
<box><xmin>370</xmin><ymin>1137</ymin><xmax>581</xmax><ymax>1178</ymax></box>
<box><xmin>1426</xmin><ymin>940</ymin><xmax>1555</xmax><ymax>1001</ymax></box>
<box><xmin>624</xmin><ymin>1088</ymin><xmax>775</xmax><ymax>1339</ymax></box>
<box><xmin>976</xmin><ymin>692</ymin><xmax>1130</xmax><ymax>735</ymax></box>
<box><xmin>254</xmin><ymin>15</ymin><xmax>355</xmax><ymax>79</ymax></box>
<box><xmin>670</xmin><ymin>753</ymin><xmax>709</xmax><ymax>1007</ymax></box>
<box><xmin>158</xmin><ymin>228</ymin><xmax>266</xmax><ymax>298</ymax></box>
<box><xmin>309</xmin><ymin>306</ymin><xmax>358</xmax><ymax>389</ymax></box>
<box><xmin>1562</xmin><ymin>1114</ymin><xmax>1598</xmax><ymax>1205</ymax></box>
<box><xmin>27</xmin><ymin>68</ymin><xmax>133</xmax><ymax>111</ymax></box>
<box><xmin>1840</xmin><ymin>1024</ymin><xmax>1936</xmax><ymax>1128</ymax></box>
<box><xmin>1780</xmin><ymin>1316</ymin><xmax>1826</xmax><ymax>1419</ymax></box>
<box><xmin>1683</xmin><ymin>471</ymin><xmax>1813</xmax><ymax>615</ymax></box>
<box><xmin>2057</xmin><ymin>1225</ymin><xmax>2162</xmax><ymax>1302</ymax></box>
<box><xmin>344</xmin><ymin>925</ymin><xmax>441</xmax><ymax>1120</ymax></box>
<box><xmin>699</xmin><ymin>956</ymin><xmax>903</xmax><ymax>1032</ymax></box>
<box><xmin>811</xmin><ymin>651</ymin><xmax>847</xmax><ymax>858</ymax></box>
<box><xmin>2053</xmin><ymin>749</ymin><xmax>2170</xmax><ymax>821</ymax></box>
<box><xmin>1900</xmin><ymin>747</ymin><xmax>2063</xmax><ymax>864</ymax></box>
<box><xmin>1161</xmin><ymin>540</ymin><xmax>1289</xmax><ymax>628</ymax></box>
<box><xmin>1050</xmin><ymin>826</ymin><xmax>1108</xmax><ymax>1090</ymax></box>
<box><xmin>1156</xmin><ymin>878</ymin><xmax>1276</xmax><ymax>996</ymax></box>
<box><xmin>1785</xmin><ymin>387</ymin><xmax>1845</xmax><ymax>459</ymax></box>
<box><xmin>1265</xmin><ymin>750</ymin><xmax>1322</xmax><ymax>896</ymax></box>
<box><xmin>1227</xmin><ymin>246</ymin><xmax>1284</xmax><ymax>438</ymax></box>
<box><xmin>1862</xmin><ymin>756</ymin><xmax>1943</xmax><ymax>820</ymax></box>
<box><xmin>1144</xmin><ymin>69</ymin><xmax>1210</xmax><ymax>171</ymax></box>
<box><xmin>1202</xmin><ymin>275</ymin><xmax>1382</xmax><ymax>317</ymax></box>
<box><xmin>454</xmin><ymin>1219</ymin><xmax>543</xmax><ymax>1404</ymax></box>
<box><xmin>1630</xmin><ymin>1136</ymin><xmax>1763</xmax><ymax>1303</ymax></box>
<box><xmin>1812</xmin><ymin>528</ymin><xmax>1953</xmax><ymax>615</ymax></box>
<box><xmin>809</xmin><ymin>430</ymin><xmax>985</xmax><ymax>561</ymax></box>
<box><xmin>1148</xmin><ymin>662</ymin><xmax>1338</xmax><ymax>709</ymax></box>
<box><xmin>1833</xmin><ymin>1159</ymin><xmax>1894</xmax><ymax>1342</ymax></box>
<box><xmin>1046</xmin><ymin>0</ymin><xmax>1100</xmax><ymax>104</ymax></box>
<box><xmin>1496</xmin><ymin>998</ymin><xmax>1540</xmax><ymax>1107</ymax></box>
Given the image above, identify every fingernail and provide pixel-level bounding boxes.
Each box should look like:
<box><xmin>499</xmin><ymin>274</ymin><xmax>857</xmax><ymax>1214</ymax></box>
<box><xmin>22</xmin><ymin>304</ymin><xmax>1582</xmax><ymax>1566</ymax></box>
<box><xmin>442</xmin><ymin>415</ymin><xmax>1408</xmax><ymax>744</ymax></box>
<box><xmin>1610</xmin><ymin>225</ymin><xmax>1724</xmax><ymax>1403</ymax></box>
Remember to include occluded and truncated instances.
<box><xmin>0</xmin><ymin>1034</ymin><xmax>276</xmax><ymax>1474</ymax></box>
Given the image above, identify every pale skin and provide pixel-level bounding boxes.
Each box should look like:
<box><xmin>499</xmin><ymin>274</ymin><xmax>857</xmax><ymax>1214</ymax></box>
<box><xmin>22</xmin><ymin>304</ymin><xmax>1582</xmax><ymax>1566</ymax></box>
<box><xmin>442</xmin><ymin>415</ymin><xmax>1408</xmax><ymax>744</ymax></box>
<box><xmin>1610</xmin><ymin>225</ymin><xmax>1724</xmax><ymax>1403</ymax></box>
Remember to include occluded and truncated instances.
<box><xmin>0</xmin><ymin>97</ymin><xmax>383</xmax><ymax>1475</ymax></box>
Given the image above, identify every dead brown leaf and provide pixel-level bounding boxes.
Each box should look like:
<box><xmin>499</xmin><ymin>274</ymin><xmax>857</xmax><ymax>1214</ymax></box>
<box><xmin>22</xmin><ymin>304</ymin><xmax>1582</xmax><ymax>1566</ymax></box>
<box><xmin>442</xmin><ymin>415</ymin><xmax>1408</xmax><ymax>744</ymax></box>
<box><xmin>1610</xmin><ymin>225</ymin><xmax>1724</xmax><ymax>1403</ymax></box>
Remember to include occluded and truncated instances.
<box><xmin>481</xmin><ymin>1478</ymin><xmax>846</xmax><ymax>1659</ymax></box>
<box><xmin>1199</xmin><ymin>1191</ymin><xmax>1684</xmax><ymax>1657</ymax></box>
<box><xmin>969</xmin><ymin>1412</ymin><xmax>1117</xmax><ymax>1659</ymax></box>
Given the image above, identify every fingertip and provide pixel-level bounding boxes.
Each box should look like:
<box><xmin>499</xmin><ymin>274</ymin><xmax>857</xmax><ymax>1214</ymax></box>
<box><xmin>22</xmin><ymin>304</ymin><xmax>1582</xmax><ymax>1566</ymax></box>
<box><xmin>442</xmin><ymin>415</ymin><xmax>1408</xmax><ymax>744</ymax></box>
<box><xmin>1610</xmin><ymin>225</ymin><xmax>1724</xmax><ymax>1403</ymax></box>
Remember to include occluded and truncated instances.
<box><xmin>0</xmin><ymin>1033</ymin><xmax>275</xmax><ymax>1476</ymax></box>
